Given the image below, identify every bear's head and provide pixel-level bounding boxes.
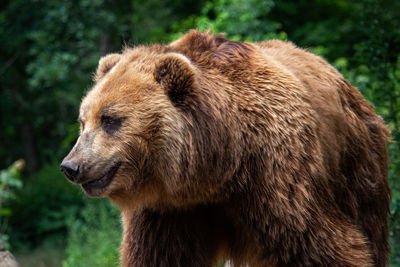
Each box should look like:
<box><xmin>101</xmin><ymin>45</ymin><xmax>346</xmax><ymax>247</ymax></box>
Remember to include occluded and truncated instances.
<box><xmin>60</xmin><ymin>46</ymin><xmax>199</xmax><ymax>206</ymax></box>
<box><xmin>60</xmin><ymin>31</ymin><xmax>249</xmax><ymax>208</ymax></box>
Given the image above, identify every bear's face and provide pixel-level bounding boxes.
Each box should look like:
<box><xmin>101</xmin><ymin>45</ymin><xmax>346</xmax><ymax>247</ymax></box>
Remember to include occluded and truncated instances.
<box><xmin>61</xmin><ymin>48</ymin><xmax>196</xmax><ymax>201</ymax></box>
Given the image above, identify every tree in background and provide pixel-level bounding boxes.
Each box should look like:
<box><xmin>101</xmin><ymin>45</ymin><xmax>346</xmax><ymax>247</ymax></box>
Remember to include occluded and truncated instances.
<box><xmin>353</xmin><ymin>0</ymin><xmax>400</xmax><ymax>262</ymax></box>
<box><xmin>0</xmin><ymin>0</ymin><xmax>112</xmax><ymax>173</ymax></box>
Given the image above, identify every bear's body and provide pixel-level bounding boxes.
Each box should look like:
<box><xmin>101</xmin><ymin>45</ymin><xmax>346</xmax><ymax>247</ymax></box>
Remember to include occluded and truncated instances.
<box><xmin>61</xmin><ymin>31</ymin><xmax>390</xmax><ymax>267</ymax></box>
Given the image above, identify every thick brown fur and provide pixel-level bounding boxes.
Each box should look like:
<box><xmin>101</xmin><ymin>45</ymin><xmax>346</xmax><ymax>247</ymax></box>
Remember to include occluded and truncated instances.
<box><xmin>62</xmin><ymin>30</ymin><xmax>390</xmax><ymax>267</ymax></box>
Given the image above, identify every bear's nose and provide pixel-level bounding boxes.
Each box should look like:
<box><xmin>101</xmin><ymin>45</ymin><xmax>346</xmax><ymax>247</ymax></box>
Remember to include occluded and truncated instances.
<box><xmin>60</xmin><ymin>161</ymin><xmax>80</xmax><ymax>183</ymax></box>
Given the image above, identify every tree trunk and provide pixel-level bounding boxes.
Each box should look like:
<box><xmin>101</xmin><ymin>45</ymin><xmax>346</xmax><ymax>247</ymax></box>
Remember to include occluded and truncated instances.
<box><xmin>21</xmin><ymin>123</ymin><xmax>38</xmax><ymax>173</ymax></box>
<box><xmin>99</xmin><ymin>34</ymin><xmax>114</xmax><ymax>56</ymax></box>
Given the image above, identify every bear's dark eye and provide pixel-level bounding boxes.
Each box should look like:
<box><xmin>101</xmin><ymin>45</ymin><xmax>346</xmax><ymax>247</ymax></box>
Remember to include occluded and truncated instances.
<box><xmin>101</xmin><ymin>115</ymin><xmax>122</xmax><ymax>135</ymax></box>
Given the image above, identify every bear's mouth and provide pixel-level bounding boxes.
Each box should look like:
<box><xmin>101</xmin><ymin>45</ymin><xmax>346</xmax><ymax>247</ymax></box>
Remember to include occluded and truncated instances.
<box><xmin>81</xmin><ymin>162</ymin><xmax>121</xmax><ymax>195</ymax></box>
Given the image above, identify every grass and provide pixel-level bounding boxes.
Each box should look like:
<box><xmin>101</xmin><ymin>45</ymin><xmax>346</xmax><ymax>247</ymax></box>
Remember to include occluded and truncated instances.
<box><xmin>14</xmin><ymin>238</ymin><xmax>66</xmax><ymax>267</ymax></box>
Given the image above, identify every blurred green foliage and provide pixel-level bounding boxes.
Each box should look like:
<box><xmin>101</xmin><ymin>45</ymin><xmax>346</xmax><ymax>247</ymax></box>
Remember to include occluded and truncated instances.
<box><xmin>185</xmin><ymin>0</ymin><xmax>285</xmax><ymax>41</ymax></box>
<box><xmin>8</xmin><ymin>162</ymin><xmax>83</xmax><ymax>250</ymax></box>
<box><xmin>0</xmin><ymin>160</ymin><xmax>24</xmax><ymax>249</ymax></box>
<box><xmin>63</xmin><ymin>199</ymin><xmax>121</xmax><ymax>267</ymax></box>
<box><xmin>0</xmin><ymin>0</ymin><xmax>399</xmax><ymax>265</ymax></box>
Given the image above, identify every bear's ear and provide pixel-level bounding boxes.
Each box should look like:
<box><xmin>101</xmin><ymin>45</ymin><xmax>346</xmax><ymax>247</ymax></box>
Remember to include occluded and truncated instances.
<box><xmin>154</xmin><ymin>53</ymin><xmax>196</xmax><ymax>105</ymax></box>
<box><xmin>95</xmin><ymin>53</ymin><xmax>122</xmax><ymax>81</ymax></box>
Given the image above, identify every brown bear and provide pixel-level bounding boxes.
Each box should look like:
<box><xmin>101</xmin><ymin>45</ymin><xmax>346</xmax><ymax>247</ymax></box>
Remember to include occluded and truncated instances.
<box><xmin>61</xmin><ymin>30</ymin><xmax>391</xmax><ymax>267</ymax></box>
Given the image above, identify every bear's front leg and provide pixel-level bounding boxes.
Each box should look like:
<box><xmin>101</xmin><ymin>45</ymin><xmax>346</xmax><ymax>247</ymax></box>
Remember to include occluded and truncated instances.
<box><xmin>121</xmin><ymin>207</ymin><xmax>219</xmax><ymax>267</ymax></box>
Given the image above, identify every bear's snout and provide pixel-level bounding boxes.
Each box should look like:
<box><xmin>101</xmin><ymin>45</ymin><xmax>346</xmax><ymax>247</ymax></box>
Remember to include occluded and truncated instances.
<box><xmin>60</xmin><ymin>160</ymin><xmax>80</xmax><ymax>183</ymax></box>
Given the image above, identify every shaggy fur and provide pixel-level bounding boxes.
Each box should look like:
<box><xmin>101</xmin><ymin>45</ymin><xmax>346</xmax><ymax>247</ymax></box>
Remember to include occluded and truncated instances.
<box><xmin>62</xmin><ymin>30</ymin><xmax>390</xmax><ymax>267</ymax></box>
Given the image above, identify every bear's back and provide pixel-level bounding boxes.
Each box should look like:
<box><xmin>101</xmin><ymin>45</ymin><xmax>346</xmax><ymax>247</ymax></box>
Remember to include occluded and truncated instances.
<box><xmin>258</xmin><ymin>39</ymin><xmax>390</xmax><ymax>266</ymax></box>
